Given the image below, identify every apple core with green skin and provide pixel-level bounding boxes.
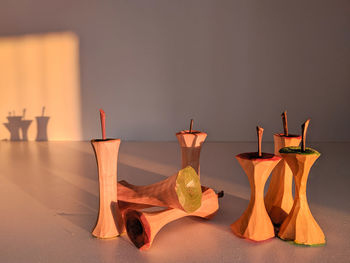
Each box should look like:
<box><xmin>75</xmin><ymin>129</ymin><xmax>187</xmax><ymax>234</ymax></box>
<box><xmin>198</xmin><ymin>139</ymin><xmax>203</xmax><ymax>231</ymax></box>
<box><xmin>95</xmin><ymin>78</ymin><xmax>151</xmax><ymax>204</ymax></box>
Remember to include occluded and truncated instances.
<box><xmin>117</xmin><ymin>166</ymin><xmax>202</xmax><ymax>213</ymax></box>
<box><xmin>277</xmin><ymin>146</ymin><xmax>325</xmax><ymax>246</ymax></box>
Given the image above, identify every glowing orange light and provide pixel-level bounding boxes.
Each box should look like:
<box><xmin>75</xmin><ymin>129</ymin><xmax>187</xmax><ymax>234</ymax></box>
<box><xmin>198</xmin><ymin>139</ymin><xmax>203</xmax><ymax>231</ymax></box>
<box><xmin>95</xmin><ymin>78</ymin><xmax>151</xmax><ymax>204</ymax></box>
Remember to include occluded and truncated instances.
<box><xmin>0</xmin><ymin>32</ymin><xmax>82</xmax><ymax>140</ymax></box>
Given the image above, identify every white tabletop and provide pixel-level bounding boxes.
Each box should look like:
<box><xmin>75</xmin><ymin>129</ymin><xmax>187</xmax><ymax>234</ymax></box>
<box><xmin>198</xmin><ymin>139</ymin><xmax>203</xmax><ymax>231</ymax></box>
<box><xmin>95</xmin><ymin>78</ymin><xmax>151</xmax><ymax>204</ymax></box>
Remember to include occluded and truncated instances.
<box><xmin>0</xmin><ymin>141</ymin><xmax>349</xmax><ymax>263</ymax></box>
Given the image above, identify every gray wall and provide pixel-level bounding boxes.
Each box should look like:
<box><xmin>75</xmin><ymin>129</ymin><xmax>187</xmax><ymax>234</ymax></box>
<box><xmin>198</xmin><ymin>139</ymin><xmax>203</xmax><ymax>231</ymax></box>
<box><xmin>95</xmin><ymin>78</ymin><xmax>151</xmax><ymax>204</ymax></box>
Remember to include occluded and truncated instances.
<box><xmin>1</xmin><ymin>0</ymin><xmax>349</xmax><ymax>141</ymax></box>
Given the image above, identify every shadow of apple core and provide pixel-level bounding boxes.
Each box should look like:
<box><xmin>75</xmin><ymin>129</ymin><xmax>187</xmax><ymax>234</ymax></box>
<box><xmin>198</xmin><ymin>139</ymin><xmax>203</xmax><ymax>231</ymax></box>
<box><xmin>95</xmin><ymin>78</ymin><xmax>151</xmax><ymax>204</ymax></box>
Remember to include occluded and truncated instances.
<box><xmin>36</xmin><ymin>116</ymin><xmax>50</xmax><ymax>141</ymax></box>
<box><xmin>3</xmin><ymin>116</ymin><xmax>23</xmax><ymax>141</ymax></box>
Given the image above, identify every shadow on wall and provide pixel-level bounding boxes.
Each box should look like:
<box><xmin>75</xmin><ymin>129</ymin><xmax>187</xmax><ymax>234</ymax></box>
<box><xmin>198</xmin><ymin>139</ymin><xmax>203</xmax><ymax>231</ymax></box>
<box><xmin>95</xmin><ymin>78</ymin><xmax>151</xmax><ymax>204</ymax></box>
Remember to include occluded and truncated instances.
<box><xmin>3</xmin><ymin>107</ymin><xmax>50</xmax><ymax>141</ymax></box>
<box><xmin>0</xmin><ymin>31</ymin><xmax>82</xmax><ymax>141</ymax></box>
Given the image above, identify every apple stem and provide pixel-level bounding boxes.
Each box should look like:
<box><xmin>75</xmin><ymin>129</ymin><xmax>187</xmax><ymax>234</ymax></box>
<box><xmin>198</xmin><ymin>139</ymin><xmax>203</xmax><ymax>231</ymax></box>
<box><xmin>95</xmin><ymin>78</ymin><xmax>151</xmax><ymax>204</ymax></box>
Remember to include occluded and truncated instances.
<box><xmin>301</xmin><ymin>119</ymin><xmax>310</xmax><ymax>152</ymax></box>
<box><xmin>99</xmin><ymin>109</ymin><xmax>106</xmax><ymax>140</ymax></box>
<box><xmin>189</xmin><ymin>119</ymin><xmax>194</xmax><ymax>133</ymax></box>
<box><xmin>42</xmin><ymin>106</ymin><xmax>45</xmax><ymax>116</ymax></box>
<box><xmin>281</xmin><ymin>111</ymin><xmax>288</xmax><ymax>136</ymax></box>
<box><xmin>23</xmin><ymin>108</ymin><xmax>26</xmax><ymax>119</ymax></box>
<box><xmin>8</xmin><ymin>112</ymin><xmax>11</xmax><ymax>116</ymax></box>
<box><xmin>257</xmin><ymin>126</ymin><xmax>264</xmax><ymax>157</ymax></box>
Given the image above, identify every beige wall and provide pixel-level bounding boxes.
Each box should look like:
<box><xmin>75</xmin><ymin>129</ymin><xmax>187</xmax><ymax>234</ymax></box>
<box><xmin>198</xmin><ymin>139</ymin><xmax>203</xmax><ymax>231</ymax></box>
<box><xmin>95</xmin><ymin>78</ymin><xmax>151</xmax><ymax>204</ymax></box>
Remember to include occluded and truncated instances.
<box><xmin>0</xmin><ymin>0</ymin><xmax>349</xmax><ymax>141</ymax></box>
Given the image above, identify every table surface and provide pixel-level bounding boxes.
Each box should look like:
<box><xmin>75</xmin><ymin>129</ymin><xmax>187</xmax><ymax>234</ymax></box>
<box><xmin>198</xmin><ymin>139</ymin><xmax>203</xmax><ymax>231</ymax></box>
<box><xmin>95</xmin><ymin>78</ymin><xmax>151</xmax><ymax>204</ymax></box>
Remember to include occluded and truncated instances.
<box><xmin>0</xmin><ymin>141</ymin><xmax>349</xmax><ymax>263</ymax></box>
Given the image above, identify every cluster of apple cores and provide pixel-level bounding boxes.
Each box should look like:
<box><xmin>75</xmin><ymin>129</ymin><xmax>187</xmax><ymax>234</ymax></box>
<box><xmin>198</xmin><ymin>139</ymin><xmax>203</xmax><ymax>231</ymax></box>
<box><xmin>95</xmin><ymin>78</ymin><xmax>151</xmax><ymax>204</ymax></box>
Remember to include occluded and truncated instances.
<box><xmin>231</xmin><ymin>111</ymin><xmax>325</xmax><ymax>246</ymax></box>
<box><xmin>91</xmin><ymin>109</ymin><xmax>325</xmax><ymax>249</ymax></box>
<box><xmin>91</xmin><ymin>110</ymin><xmax>221</xmax><ymax>250</ymax></box>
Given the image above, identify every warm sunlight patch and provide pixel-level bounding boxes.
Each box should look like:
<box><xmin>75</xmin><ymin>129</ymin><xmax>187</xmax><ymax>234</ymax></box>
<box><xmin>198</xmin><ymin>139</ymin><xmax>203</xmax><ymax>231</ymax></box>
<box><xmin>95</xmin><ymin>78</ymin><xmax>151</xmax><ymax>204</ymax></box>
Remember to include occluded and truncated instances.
<box><xmin>0</xmin><ymin>32</ymin><xmax>82</xmax><ymax>140</ymax></box>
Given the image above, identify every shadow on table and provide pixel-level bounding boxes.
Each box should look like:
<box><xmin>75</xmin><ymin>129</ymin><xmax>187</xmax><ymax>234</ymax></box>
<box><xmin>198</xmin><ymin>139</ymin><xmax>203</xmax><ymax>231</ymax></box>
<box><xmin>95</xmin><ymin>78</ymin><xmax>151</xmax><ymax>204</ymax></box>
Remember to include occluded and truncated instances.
<box><xmin>0</xmin><ymin>141</ymin><xmax>253</xmax><ymax>237</ymax></box>
<box><xmin>187</xmin><ymin>192</ymin><xmax>248</xmax><ymax>234</ymax></box>
<box><xmin>0</xmin><ymin>144</ymin><xmax>169</xmax><ymax>234</ymax></box>
<box><xmin>51</xmin><ymin>163</ymin><xmax>168</xmax><ymax>233</ymax></box>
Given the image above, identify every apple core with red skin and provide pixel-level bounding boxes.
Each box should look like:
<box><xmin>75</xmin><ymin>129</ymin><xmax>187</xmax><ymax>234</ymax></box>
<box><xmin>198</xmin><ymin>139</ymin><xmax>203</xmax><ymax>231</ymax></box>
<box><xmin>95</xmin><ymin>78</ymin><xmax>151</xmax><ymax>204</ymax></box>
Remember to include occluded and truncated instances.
<box><xmin>231</xmin><ymin>152</ymin><xmax>282</xmax><ymax>242</ymax></box>
<box><xmin>176</xmin><ymin>130</ymin><xmax>207</xmax><ymax>177</ymax></box>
